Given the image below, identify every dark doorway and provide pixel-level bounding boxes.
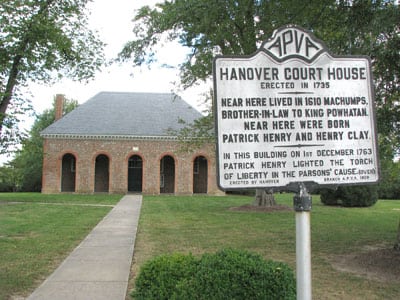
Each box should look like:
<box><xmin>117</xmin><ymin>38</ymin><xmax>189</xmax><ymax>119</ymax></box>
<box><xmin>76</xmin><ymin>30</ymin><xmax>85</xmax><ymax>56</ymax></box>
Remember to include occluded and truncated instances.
<box><xmin>94</xmin><ymin>154</ymin><xmax>109</xmax><ymax>192</ymax></box>
<box><xmin>160</xmin><ymin>155</ymin><xmax>175</xmax><ymax>193</ymax></box>
<box><xmin>193</xmin><ymin>156</ymin><xmax>208</xmax><ymax>193</ymax></box>
<box><xmin>61</xmin><ymin>153</ymin><xmax>76</xmax><ymax>192</ymax></box>
<box><xmin>128</xmin><ymin>155</ymin><xmax>143</xmax><ymax>192</ymax></box>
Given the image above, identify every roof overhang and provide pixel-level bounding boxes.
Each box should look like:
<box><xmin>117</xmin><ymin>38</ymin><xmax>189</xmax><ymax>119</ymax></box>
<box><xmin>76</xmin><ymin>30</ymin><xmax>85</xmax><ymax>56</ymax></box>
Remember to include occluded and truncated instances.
<box><xmin>40</xmin><ymin>134</ymin><xmax>180</xmax><ymax>141</ymax></box>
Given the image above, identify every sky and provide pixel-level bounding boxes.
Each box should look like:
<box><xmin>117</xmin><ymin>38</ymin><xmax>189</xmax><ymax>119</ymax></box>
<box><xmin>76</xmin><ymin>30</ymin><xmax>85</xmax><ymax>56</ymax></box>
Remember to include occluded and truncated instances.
<box><xmin>28</xmin><ymin>0</ymin><xmax>208</xmax><ymax>114</ymax></box>
<box><xmin>1</xmin><ymin>0</ymin><xmax>209</xmax><ymax>165</ymax></box>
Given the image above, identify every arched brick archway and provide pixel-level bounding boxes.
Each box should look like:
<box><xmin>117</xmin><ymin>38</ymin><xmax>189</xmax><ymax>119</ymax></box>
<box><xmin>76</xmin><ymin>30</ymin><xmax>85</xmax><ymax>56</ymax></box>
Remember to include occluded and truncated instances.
<box><xmin>193</xmin><ymin>156</ymin><xmax>208</xmax><ymax>193</ymax></box>
<box><xmin>61</xmin><ymin>153</ymin><xmax>76</xmax><ymax>192</ymax></box>
<box><xmin>160</xmin><ymin>155</ymin><xmax>175</xmax><ymax>193</ymax></box>
<box><xmin>94</xmin><ymin>154</ymin><xmax>109</xmax><ymax>192</ymax></box>
<box><xmin>128</xmin><ymin>155</ymin><xmax>143</xmax><ymax>193</ymax></box>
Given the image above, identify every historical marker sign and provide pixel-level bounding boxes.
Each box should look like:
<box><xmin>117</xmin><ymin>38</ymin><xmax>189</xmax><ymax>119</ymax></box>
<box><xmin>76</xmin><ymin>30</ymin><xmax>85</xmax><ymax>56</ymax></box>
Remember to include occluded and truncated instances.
<box><xmin>213</xmin><ymin>25</ymin><xmax>379</xmax><ymax>190</ymax></box>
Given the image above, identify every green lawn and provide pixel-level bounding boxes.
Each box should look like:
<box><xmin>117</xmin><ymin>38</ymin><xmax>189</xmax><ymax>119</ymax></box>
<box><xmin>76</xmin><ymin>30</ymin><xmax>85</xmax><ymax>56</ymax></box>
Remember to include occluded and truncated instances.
<box><xmin>1</xmin><ymin>193</ymin><xmax>399</xmax><ymax>299</ymax></box>
<box><xmin>0</xmin><ymin>193</ymin><xmax>121</xmax><ymax>300</ymax></box>
<box><xmin>131</xmin><ymin>194</ymin><xmax>400</xmax><ymax>300</ymax></box>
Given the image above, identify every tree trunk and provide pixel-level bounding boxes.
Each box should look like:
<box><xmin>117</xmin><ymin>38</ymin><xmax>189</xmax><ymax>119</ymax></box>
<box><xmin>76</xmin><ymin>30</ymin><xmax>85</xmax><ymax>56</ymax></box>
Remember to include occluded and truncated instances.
<box><xmin>0</xmin><ymin>55</ymin><xmax>22</xmax><ymax>137</ymax></box>
<box><xmin>253</xmin><ymin>189</ymin><xmax>276</xmax><ymax>207</ymax></box>
<box><xmin>0</xmin><ymin>0</ymin><xmax>56</xmax><ymax>136</ymax></box>
<box><xmin>394</xmin><ymin>219</ymin><xmax>400</xmax><ymax>251</ymax></box>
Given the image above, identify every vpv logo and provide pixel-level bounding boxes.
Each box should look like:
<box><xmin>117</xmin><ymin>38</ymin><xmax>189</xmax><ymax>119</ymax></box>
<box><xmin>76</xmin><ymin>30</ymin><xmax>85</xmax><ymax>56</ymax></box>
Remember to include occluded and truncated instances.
<box><xmin>262</xmin><ymin>25</ymin><xmax>325</xmax><ymax>63</ymax></box>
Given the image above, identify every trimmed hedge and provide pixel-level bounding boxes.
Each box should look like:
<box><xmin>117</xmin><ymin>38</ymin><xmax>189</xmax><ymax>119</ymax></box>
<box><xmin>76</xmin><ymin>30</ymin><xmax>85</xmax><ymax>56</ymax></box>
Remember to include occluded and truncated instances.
<box><xmin>131</xmin><ymin>249</ymin><xmax>296</xmax><ymax>300</ymax></box>
<box><xmin>320</xmin><ymin>185</ymin><xmax>378</xmax><ymax>207</ymax></box>
<box><xmin>132</xmin><ymin>253</ymin><xmax>196</xmax><ymax>300</ymax></box>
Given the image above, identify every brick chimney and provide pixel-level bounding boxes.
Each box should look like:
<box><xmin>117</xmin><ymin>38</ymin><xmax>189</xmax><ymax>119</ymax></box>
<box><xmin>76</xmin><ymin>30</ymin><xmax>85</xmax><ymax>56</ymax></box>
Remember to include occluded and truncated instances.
<box><xmin>55</xmin><ymin>94</ymin><xmax>64</xmax><ymax>121</ymax></box>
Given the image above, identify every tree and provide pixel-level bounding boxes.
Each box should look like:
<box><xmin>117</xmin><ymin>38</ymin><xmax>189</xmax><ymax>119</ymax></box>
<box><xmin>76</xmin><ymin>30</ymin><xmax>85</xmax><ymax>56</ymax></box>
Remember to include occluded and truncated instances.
<box><xmin>120</xmin><ymin>0</ymin><xmax>399</xmax><ymax>150</ymax></box>
<box><xmin>0</xmin><ymin>0</ymin><xmax>105</xmax><ymax>154</ymax></box>
<box><xmin>120</xmin><ymin>0</ymin><xmax>315</xmax><ymax>205</ymax></box>
<box><xmin>0</xmin><ymin>164</ymin><xmax>20</xmax><ymax>192</ymax></box>
<box><xmin>120</xmin><ymin>0</ymin><xmax>399</xmax><ymax>209</ymax></box>
<box><xmin>7</xmin><ymin>96</ymin><xmax>78</xmax><ymax>192</ymax></box>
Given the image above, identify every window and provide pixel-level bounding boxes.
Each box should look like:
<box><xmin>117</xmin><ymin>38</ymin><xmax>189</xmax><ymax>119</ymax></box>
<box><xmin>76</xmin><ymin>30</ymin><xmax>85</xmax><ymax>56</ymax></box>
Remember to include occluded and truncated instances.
<box><xmin>70</xmin><ymin>157</ymin><xmax>76</xmax><ymax>173</ymax></box>
<box><xmin>160</xmin><ymin>174</ymin><xmax>165</xmax><ymax>188</ymax></box>
<box><xmin>193</xmin><ymin>159</ymin><xmax>199</xmax><ymax>174</ymax></box>
<box><xmin>129</xmin><ymin>157</ymin><xmax>142</xmax><ymax>168</ymax></box>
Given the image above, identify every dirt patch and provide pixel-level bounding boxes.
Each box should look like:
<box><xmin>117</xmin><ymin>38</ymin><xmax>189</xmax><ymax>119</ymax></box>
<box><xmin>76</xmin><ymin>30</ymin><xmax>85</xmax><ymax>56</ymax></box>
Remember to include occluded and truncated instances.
<box><xmin>330</xmin><ymin>244</ymin><xmax>400</xmax><ymax>283</ymax></box>
<box><xmin>229</xmin><ymin>204</ymin><xmax>293</xmax><ymax>212</ymax></box>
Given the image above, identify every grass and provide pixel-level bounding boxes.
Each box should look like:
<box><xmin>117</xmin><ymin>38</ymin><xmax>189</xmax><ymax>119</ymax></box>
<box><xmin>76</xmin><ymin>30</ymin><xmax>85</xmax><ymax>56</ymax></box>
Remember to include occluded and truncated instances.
<box><xmin>1</xmin><ymin>193</ymin><xmax>399</xmax><ymax>299</ymax></box>
<box><xmin>130</xmin><ymin>194</ymin><xmax>400</xmax><ymax>300</ymax></box>
<box><xmin>0</xmin><ymin>193</ymin><xmax>121</xmax><ymax>300</ymax></box>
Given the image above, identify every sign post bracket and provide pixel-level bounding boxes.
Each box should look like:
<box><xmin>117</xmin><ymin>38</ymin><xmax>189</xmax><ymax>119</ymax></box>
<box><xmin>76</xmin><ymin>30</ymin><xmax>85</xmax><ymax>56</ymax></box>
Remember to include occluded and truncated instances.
<box><xmin>294</xmin><ymin>183</ymin><xmax>312</xmax><ymax>300</ymax></box>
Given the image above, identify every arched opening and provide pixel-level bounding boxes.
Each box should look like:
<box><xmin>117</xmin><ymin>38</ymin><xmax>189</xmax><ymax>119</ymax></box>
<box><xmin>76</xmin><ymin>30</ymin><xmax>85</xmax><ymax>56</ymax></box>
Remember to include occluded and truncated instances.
<box><xmin>193</xmin><ymin>156</ymin><xmax>208</xmax><ymax>193</ymax></box>
<box><xmin>94</xmin><ymin>154</ymin><xmax>109</xmax><ymax>192</ymax></box>
<box><xmin>61</xmin><ymin>153</ymin><xmax>76</xmax><ymax>192</ymax></box>
<box><xmin>128</xmin><ymin>155</ymin><xmax>143</xmax><ymax>193</ymax></box>
<box><xmin>160</xmin><ymin>155</ymin><xmax>175</xmax><ymax>193</ymax></box>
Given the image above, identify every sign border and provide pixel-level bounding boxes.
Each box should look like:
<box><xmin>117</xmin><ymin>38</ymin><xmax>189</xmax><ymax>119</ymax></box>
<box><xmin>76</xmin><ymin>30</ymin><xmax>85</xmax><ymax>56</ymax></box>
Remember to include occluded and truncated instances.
<box><xmin>213</xmin><ymin>24</ymin><xmax>380</xmax><ymax>192</ymax></box>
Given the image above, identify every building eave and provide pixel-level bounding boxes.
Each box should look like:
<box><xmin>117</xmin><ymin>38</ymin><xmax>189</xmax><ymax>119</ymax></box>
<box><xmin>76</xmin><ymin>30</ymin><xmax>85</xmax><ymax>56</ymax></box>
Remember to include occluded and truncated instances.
<box><xmin>40</xmin><ymin>133</ymin><xmax>180</xmax><ymax>141</ymax></box>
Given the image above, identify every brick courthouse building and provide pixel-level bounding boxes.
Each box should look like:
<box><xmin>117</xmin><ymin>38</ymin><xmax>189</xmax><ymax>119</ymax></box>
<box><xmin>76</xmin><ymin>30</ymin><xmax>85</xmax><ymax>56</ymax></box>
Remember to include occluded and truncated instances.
<box><xmin>41</xmin><ymin>92</ymin><xmax>220</xmax><ymax>195</ymax></box>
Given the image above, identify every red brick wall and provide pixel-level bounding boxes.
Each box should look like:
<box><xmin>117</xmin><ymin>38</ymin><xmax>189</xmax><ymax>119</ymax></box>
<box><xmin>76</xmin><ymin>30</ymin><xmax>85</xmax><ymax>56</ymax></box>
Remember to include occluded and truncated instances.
<box><xmin>42</xmin><ymin>137</ymin><xmax>222</xmax><ymax>195</ymax></box>
<box><xmin>54</xmin><ymin>94</ymin><xmax>64</xmax><ymax>121</ymax></box>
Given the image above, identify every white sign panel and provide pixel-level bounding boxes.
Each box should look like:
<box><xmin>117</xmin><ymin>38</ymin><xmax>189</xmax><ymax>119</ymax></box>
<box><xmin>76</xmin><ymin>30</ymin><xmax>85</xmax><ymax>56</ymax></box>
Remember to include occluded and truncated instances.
<box><xmin>213</xmin><ymin>25</ymin><xmax>379</xmax><ymax>190</ymax></box>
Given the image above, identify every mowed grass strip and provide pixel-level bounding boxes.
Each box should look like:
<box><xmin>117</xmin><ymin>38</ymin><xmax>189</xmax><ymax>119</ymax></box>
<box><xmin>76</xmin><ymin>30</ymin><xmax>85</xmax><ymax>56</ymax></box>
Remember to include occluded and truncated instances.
<box><xmin>131</xmin><ymin>194</ymin><xmax>400</xmax><ymax>300</ymax></box>
<box><xmin>0</xmin><ymin>192</ymin><xmax>120</xmax><ymax>205</ymax></box>
<box><xmin>0</xmin><ymin>193</ymin><xmax>121</xmax><ymax>300</ymax></box>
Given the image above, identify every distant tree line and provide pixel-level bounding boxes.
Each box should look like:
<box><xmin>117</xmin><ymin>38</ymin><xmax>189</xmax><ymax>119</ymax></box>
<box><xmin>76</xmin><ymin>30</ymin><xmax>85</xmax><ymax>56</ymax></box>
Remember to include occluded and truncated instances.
<box><xmin>0</xmin><ymin>97</ymin><xmax>77</xmax><ymax>192</ymax></box>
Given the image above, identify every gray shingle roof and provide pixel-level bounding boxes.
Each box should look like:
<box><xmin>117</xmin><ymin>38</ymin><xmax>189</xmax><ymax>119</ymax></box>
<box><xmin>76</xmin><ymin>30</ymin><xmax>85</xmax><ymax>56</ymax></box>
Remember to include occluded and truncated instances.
<box><xmin>41</xmin><ymin>92</ymin><xmax>202</xmax><ymax>138</ymax></box>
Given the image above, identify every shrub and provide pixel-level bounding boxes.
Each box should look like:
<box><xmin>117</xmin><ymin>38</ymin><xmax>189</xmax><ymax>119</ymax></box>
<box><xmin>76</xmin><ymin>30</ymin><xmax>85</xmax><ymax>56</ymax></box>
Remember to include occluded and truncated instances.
<box><xmin>131</xmin><ymin>249</ymin><xmax>296</xmax><ymax>300</ymax></box>
<box><xmin>320</xmin><ymin>185</ymin><xmax>378</xmax><ymax>207</ymax></box>
<box><xmin>377</xmin><ymin>159</ymin><xmax>400</xmax><ymax>199</ymax></box>
<box><xmin>175</xmin><ymin>249</ymin><xmax>296</xmax><ymax>300</ymax></box>
<box><xmin>131</xmin><ymin>253</ymin><xmax>196</xmax><ymax>300</ymax></box>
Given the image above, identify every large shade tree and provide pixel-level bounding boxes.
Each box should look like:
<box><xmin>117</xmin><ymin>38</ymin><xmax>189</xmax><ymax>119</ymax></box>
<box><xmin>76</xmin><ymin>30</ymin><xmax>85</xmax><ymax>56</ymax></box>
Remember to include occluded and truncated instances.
<box><xmin>119</xmin><ymin>0</ymin><xmax>399</xmax><ymax>157</ymax></box>
<box><xmin>119</xmin><ymin>0</ymin><xmax>400</xmax><ymax>243</ymax></box>
<box><xmin>0</xmin><ymin>0</ymin><xmax>105</xmax><ymax>153</ymax></box>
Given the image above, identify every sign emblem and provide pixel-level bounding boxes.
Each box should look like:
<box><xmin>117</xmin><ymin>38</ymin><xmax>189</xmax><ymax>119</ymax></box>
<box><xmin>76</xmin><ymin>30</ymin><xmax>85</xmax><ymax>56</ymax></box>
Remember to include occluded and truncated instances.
<box><xmin>263</xmin><ymin>25</ymin><xmax>324</xmax><ymax>62</ymax></box>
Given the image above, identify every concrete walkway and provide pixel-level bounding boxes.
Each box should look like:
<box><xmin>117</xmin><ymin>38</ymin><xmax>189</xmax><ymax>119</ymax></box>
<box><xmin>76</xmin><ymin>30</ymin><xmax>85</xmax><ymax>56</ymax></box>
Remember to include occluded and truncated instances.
<box><xmin>28</xmin><ymin>195</ymin><xmax>142</xmax><ymax>300</ymax></box>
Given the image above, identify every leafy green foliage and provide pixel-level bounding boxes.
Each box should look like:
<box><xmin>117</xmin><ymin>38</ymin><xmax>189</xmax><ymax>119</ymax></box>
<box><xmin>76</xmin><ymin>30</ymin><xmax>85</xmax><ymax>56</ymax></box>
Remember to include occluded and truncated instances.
<box><xmin>168</xmin><ymin>92</ymin><xmax>215</xmax><ymax>151</ymax></box>
<box><xmin>0</xmin><ymin>165</ymin><xmax>19</xmax><ymax>192</ymax></box>
<box><xmin>132</xmin><ymin>253</ymin><xmax>197</xmax><ymax>300</ymax></box>
<box><xmin>0</xmin><ymin>97</ymin><xmax>78</xmax><ymax>192</ymax></box>
<box><xmin>0</xmin><ymin>91</ymin><xmax>34</xmax><ymax>154</ymax></box>
<box><xmin>132</xmin><ymin>249</ymin><xmax>296</xmax><ymax>300</ymax></box>
<box><xmin>120</xmin><ymin>0</ymin><xmax>400</xmax><ymax>164</ymax></box>
<box><xmin>377</xmin><ymin>159</ymin><xmax>400</xmax><ymax>199</ymax></box>
<box><xmin>0</xmin><ymin>0</ymin><xmax>105</xmax><ymax>152</ymax></box>
<box><xmin>320</xmin><ymin>185</ymin><xmax>378</xmax><ymax>207</ymax></box>
<box><xmin>176</xmin><ymin>249</ymin><xmax>296</xmax><ymax>300</ymax></box>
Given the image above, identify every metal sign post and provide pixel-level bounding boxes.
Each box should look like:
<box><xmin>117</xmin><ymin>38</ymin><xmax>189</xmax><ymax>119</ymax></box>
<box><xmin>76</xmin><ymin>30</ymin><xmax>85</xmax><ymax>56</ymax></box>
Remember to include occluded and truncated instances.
<box><xmin>294</xmin><ymin>183</ymin><xmax>312</xmax><ymax>300</ymax></box>
<box><xmin>212</xmin><ymin>25</ymin><xmax>379</xmax><ymax>300</ymax></box>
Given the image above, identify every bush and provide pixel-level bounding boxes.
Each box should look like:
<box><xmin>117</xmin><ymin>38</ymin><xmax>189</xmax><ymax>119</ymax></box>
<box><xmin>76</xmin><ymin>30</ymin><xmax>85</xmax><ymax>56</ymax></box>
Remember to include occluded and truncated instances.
<box><xmin>131</xmin><ymin>249</ymin><xmax>296</xmax><ymax>300</ymax></box>
<box><xmin>377</xmin><ymin>159</ymin><xmax>400</xmax><ymax>199</ymax></box>
<box><xmin>175</xmin><ymin>249</ymin><xmax>296</xmax><ymax>300</ymax></box>
<box><xmin>320</xmin><ymin>185</ymin><xmax>378</xmax><ymax>207</ymax></box>
<box><xmin>132</xmin><ymin>253</ymin><xmax>196</xmax><ymax>300</ymax></box>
